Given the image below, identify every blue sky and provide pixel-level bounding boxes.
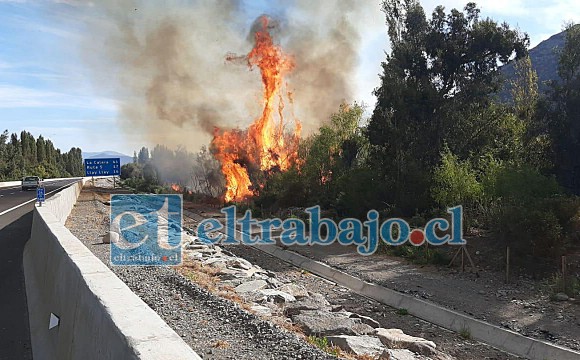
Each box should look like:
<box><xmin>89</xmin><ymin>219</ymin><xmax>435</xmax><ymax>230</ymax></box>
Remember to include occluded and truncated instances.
<box><xmin>0</xmin><ymin>0</ymin><xmax>578</xmax><ymax>156</ymax></box>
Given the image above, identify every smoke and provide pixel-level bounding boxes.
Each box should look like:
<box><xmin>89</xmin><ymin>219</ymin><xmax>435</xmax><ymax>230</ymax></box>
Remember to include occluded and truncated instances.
<box><xmin>284</xmin><ymin>0</ymin><xmax>369</xmax><ymax>134</ymax></box>
<box><xmin>66</xmin><ymin>0</ymin><xmax>375</xmax><ymax>149</ymax></box>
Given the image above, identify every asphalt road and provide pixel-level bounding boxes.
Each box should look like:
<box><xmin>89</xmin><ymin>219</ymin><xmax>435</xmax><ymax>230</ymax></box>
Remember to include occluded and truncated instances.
<box><xmin>0</xmin><ymin>178</ymin><xmax>80</xmax><ymax>230</ymax></box>
<box><xmin>0</xmin><ymin>213</ymin><xmax>34</xmax><ymax>360</ymax></box>
<box><xmin>0</xmin><ymin>178</ymin><xmax>80</xmax><ymax>360</ymax></box>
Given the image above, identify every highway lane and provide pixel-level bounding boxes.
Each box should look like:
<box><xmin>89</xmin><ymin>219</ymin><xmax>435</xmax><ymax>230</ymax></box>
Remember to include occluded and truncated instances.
<box><xmin>0</xmin><ymin>178</ymin><xmax>81</xmax><ymax>230</ymax></box>
<box><xmin>0</xmin><ymin>213</ymin><xmax>33</xmax><ymax>360</ymax></box>
<box><xmin>0</xmin><ymin>177</ymin><xmax>80</xmax><ymax>360</ymax></box>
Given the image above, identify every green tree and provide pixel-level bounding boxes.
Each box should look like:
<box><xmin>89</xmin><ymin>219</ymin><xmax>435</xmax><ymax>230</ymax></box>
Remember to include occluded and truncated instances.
<box><xmin>256</xmin><ymin>103</ymin><xmax>370</xmax><ymax>214</ymax></box>
<box><xmin>0</xmin><ymin>131</ymin><xmax>83</xmax><ymax>179</ymax></box>
<box><xmin>510</xmin><ymin>56</ymin><xmax>551</xmax><ymax>170</ymax></box>
<box><xmin>138</xmin><ymin>147</ymin><xmax>150</xmax><ymax>165</ymax></box>
<box><xmin>143</xmin><ymin>162</ymin><xmax>158</xmax><ymax>184</ymax></box>
<box><xmin>432</xmin><ymin>147</ymin><xmax>482</xmax><ymax>208</ymax></box>
<box><xmin>36</xmin><ymin>135</ymin><xmax>46</xmax><ymax>164</ymax></box>
<box><xmin>367</xmin><ymin>1</ymin><xmax>528</xmax><ymax>213</ymax></box>
<box><xmin>544</xmin><ymin>23</ymin><xmax>580</xmax><ymax>193</ymax></box>
<box><xmin>120</xmin><ymin>163</ymin><xmax>142</xmax><ymax>180</ymax></box>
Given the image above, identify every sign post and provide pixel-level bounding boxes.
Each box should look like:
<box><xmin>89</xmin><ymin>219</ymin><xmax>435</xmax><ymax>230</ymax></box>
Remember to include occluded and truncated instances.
<box><xmin>36</xmin><ymin>186</ymin><xmax>45</xmax><ymax>206</ymax></box>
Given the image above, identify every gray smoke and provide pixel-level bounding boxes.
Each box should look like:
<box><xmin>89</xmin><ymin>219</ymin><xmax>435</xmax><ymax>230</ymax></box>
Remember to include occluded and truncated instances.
<box><xmin>60</xmin><ymin>0</ymin><xmax>374</xmax><ymax>149</ymax></box>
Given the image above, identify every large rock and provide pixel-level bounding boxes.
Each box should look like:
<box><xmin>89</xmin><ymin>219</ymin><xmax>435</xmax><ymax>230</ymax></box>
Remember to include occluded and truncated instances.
<box><xmin>327</xmin><ymin>335</ymin><xmax>385</xmax><ymax>357</ymax></box>
<box><xmin>258</xmin><ymin>289</ymin><xmax>296</xmax><ymax>304</ymax></box>
<box><xmin>102</xmin><ymin>231</ymin><xmax>119</xmax><ymax>244</ymax></box>
<box><xmin>203</xmin><ymin>256</ymin><xmax>252</xmax><ymax>270</ymax></box>
<box><xmin>283</xmin><ymin>293</ymin><xmax>332</xmax><ymax>316</ymax></box>
<box><xmin>250</xmin><ymin>305</ymin><xmax>273</xmax><ymax>317</ymax></box>
<box><xmin>348</xmin><ymin>313</ymin><xmax>381</xmax><ymax>328</ymax></box>
<box><xmin>228</xmin><ymin>257</ymin><xmax>254</xmax><ymax>270</ymax></box>
<box><xmin>380</xmin><ymin>349</ymin><xmax>423</xmax><ymax>360</ymax></box>
<box><xmin>374</xmin><ymin>328</ymin><xmax>437</xmax><ymax>356</ymax></box>
<box><xmin>292</xmin><ymin>310</ymin><xmax>374</xmax><ymax>336</ymax></box>
<box><xmin>277</xmin><ymin>283</ymin><xmax>309</xmax><ymax>299</ymax></box>
<box><xmin>554</xmin><ymin>293</ymin><xmax>569</xmax><ymax>301</ymax></box>
<box><xmin>234</xmin><ymin>279</ymin><xmax>269</xmax><ymax>293</ymax></box>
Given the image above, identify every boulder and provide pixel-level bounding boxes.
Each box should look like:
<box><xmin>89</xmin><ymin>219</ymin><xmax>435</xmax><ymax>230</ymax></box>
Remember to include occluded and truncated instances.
<box><xmin>216</xmin><ymin>268</ymin><xmax>249</xmax><ymax>280</ymax></box>
<box><xmin>554</xmin><ymin>293</ymin><xmax>569</xmax><ymax>301</ymax></box>
<box><xmin>229</xmin><ymin>258</ymin><xmax>254</xmax><ymax>270</ymax></box>
<box><xmin>351</xmin><ymin>322</ymin><xmax>375</xmax><ymax>335</ymax></box>
<box><xmin>102</xmin><ymin>231</ymin><xmax>119</xmax><ymax>244</ymax></box>
<box><xmin>277</xmin><ymin>283</ymin><xmax>309</xmax><ymax>299</ymax></box>
<box><xmin>380</xmin><ymin>349</ymin><xmax>423</xmax><ymax>360</ymax></box>
<box><xmin>327</xmin><ymin>335</ymin><xmax>385</xmax><ymax>357</ymax></box>
<box><xmin>349</xmin><ymin>313</ymin><xmax>381</xmax><ymax>328</ymax></box>
<box><xmin>250</xmin><ymin>305</ymin><xmax>272</xmax><ymax>317</ymax></box>
<box><xmin>234</xmin><ymin>279</ymin><xmax>269</xmax><ymax>294</ymax></box>
<box><xmin>292</xmin><ymin>310</ymin><xmax>374</xmax><ymax>336</ymax></box>
<box><xmin>374</xmin><ymin>328</ymin><xmax>437</xmax><ymax>356</ymax></box>
<box><xmin>266</xmin><ymin>277</ymin><xmax>283</xmax><ymax>288</ymax></box>
<box><xmin>258</xmin><ymin>289</ymin><xmax>296</xmax><ymax>304</ymax></box>
<box><xmin>283</xmin><ymin>293</ymin><xmax>332</xmax><ymax>316</ymax></box>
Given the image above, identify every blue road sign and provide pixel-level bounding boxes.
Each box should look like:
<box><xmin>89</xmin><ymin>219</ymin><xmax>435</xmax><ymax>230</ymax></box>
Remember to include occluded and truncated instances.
<box><xmin>36</xmin><ymin>187</ymin><xmax>45</xmax><ymax>202</ymax></box>
<box><xmin>84</xmin><ymin>158</ymin><xmax>121</xmax><ymax>176</ymax></box>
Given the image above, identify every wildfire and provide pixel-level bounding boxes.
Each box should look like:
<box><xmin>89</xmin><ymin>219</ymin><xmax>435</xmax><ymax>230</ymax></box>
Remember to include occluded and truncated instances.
<box><xmin>211</xmin><ymin>16</ymin><xmax>301</xmax><ymax>202</ymax></box>
<box><xmin>171</xmin><ymin>184</ymin><xmax>181</xmax><ymax>192</ymax></box>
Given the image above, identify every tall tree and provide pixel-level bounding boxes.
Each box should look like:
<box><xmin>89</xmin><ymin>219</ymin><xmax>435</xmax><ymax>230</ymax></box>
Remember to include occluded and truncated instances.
<box><xmin>544</xmin><ymin>23</ymin><xmax>580</xmax><ymax>193</ymax></box>
<box><xmin>0</xmin><ymin>131</ymin><xmax>84</xmax><ymax>180</ymax></box>
<box><xmin>36</xmin><ymin>135</ymin><xmax>46</xmax><ymax>164</ymax></box>
<box><xmin>138</xmin><ymin>147</ymin><xmax>150</xmax><ymax>165</ymax></box>
<box><xmin>367</xmin><ymin>1</ymin><xmax>528</xmax><ymax>212</ymax></box>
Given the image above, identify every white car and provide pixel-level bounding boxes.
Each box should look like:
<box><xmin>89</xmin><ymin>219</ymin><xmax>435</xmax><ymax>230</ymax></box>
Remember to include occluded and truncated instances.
<box><xmin>21</xmin><ymin>176</ymin><xmax>42</xmax><ymax>191</ymax></box>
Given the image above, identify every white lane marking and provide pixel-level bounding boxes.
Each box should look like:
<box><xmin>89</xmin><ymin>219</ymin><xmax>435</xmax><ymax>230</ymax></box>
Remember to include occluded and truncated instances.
<box><xmin>0</xmin><ymin>182</ymin><xmax>76</xmax><ymax>216</ymax></box>
<box><xmin>9</xmin><ymin>192</ymin><xmax>14</xmax><ymax>195</ymax></box>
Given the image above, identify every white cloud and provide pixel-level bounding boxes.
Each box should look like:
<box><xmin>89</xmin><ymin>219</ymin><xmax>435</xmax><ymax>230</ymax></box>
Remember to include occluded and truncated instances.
<box><xmin>353</xmin><ymin>0</ymin><xmax>579</xmax><ymax>108</ymax></box>
<box><xmin>0</xmin><ymin>84</ymin><xmax>117</xmax><ymax>111</ymax></box>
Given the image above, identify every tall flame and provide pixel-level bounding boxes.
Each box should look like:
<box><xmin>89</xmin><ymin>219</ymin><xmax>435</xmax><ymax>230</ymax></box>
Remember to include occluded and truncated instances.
<box><xmin>211</xmin><ymin>16</ymin><xmax>301</xmax><ymax>202</ymax></box>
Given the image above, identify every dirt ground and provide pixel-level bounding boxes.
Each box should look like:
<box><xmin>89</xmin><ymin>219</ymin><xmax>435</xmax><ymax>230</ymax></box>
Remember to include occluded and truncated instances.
<box><xmin>183</xmin><ymin>203</ymin><xmax>580</xmax><ymax>354</ymax></box>
<box><xmin>283</xmin><ymin>240</ymin><xmax>580</xmax><ymax>352</ymax></box>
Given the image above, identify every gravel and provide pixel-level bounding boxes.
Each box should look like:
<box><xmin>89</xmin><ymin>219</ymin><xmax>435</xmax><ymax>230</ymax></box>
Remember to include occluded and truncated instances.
<box><xmin>220</xmin><ymin>244</ymin><xmax>523</xmax><ymax>360</ymax></box>
<box><xmin>66</xmin><ymin>192</ymin><xmax>335</xmax><ymax>360</ymax></box>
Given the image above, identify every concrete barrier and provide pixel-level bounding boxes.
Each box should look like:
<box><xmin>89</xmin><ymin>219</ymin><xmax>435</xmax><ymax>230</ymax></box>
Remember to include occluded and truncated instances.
<box><xmin>252</xmin><ymin>244</ymin><xmax>580</xmax><ymax>360</ymax></box>
<box><xmin>0</xmin><ymin>180</ymin><xmax>20</xmax><ymax>188</ymax></box>
<box><xmin>24</xmin><ymin>179</ymin><xmax>202</xmax><ymax>360</ymax></box>
<box><xmin>0</xmin><ymin>177</ymin><xmax>84</xmax><ymax>189</ymax></box>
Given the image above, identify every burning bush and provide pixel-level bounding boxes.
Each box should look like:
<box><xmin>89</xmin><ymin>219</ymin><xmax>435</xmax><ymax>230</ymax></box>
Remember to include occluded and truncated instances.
<box><xmin>211</xmin><ymin>16</ymin><xmax>301</xmax><ymax>202</ymax></box>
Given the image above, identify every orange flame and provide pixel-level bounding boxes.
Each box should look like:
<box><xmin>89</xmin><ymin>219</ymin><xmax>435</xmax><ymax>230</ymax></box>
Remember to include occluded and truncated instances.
<box><xmin>212</xmin><ymin>16</ymin><xmax>300</xmax><ymax>202</ymax></box>
<box><xmin>171</xmin><ymin>184</ymin><xmax>181</xmax><ymax>192</ymax></box>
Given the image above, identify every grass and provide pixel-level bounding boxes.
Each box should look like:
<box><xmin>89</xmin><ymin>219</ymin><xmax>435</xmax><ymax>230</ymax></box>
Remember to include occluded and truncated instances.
<box><xmin>307</xmin><ymin>336</ymin><xmax>341</xmax><ymax>357</ymax></box>
<box><xmin>396</xmin><ymin>308</ymin><xmax>409</xmax><ymax>316</ymax></box>
<box><xmin>384</xmin><ymin>244</ymin><xmax>451</xmax><ymax>266</ymax></box>
<box><xmin>545</xmin><ymin>273</ymin><xmax>580</xmax><ymax>298</ymax></box>
<box><xmin>178</xmin><ymin>260</ymin><xmax>254</xmax><ymax>312</ymax></box>
<box><xmin>460</xmin><ymin>327</ymin><xmax>472</xmax><ymax>340</ymax></box>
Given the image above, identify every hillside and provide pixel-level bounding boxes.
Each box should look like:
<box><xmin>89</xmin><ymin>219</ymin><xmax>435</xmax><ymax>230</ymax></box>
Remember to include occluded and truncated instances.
<box><xmin>82</xmin><ymin>151</ymin><xmax>133</xmax><ymax>166</ymax></box>
<box><xmin>501</xmin><ymin>29</ymin><xmax>567</xmax><ymax>98</ymax></box>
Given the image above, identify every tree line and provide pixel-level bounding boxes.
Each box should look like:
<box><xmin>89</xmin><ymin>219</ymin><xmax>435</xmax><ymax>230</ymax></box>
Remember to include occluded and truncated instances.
<box><xmin>121</xmin><ymin>2</ymin><xmax>580</xmax><ymax>270</ymax></box>
<box><xmin>254</xmin><ymin>2</ymin><xmax>580</xmax><ymax>265</ymax></box>
<box><xmin>0</xmin><ymin>130</ymin><xmax>84</xmax><ymax>180</ymax></box>
<box><xmin>120</xmin><ymin>145</ymin><xmax>223</xmax><ymax>197</ymax></box>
